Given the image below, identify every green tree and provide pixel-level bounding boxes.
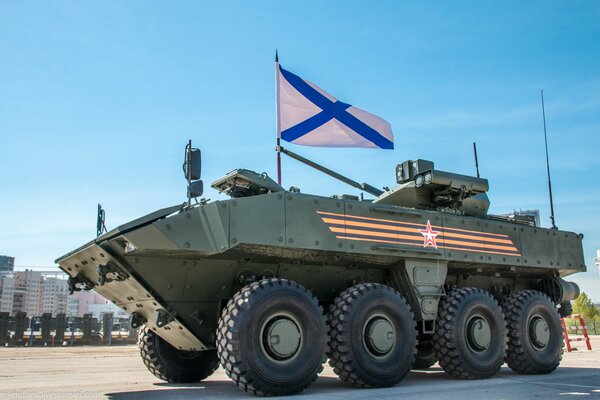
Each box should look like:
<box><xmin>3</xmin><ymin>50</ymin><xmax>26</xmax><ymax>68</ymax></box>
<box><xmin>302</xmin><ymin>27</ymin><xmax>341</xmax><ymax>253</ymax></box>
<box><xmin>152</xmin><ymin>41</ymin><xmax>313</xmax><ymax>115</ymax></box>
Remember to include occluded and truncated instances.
<box><xmin>572</xmin><ymin>292</ymin><xmax>599</xmax><ymax>321</ymax></box>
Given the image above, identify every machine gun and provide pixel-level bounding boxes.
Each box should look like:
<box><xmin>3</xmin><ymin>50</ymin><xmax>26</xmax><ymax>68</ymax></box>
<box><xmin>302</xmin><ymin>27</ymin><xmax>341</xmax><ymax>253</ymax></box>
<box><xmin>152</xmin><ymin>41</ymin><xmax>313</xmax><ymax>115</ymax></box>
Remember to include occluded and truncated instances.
<box><xmin>374</xmin><ymin>159</ymin><xmax>490</xmax><ymax>216</ymax></box>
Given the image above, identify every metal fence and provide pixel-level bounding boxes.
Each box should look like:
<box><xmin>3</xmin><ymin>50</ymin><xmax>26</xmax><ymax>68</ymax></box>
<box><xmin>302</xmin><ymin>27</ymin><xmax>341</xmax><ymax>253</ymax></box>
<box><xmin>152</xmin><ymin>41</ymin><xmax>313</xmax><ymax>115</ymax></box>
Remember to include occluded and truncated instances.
<box><xmin>563</xmin><ymin>319</ymin><xmax>599</xmax><ymax>335</ymax></box>
<box><xmin>0</xmin><ymin>312</ymin><xmax>138</xmax><ymax>347</ymax></box>
<box><xmin>1</xmin><ymin>311</ymin><xmax>595</xmax><ymax>348</ymax></box>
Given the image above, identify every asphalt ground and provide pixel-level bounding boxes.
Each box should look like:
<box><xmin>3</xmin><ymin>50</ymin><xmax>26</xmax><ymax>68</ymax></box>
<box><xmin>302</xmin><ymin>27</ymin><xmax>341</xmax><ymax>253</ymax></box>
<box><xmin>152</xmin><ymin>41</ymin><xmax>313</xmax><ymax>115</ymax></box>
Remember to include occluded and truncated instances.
<box><xmin>1</xmin><ymin>337</ymin><xmax>599</xmax><ymax>400</ymax></box>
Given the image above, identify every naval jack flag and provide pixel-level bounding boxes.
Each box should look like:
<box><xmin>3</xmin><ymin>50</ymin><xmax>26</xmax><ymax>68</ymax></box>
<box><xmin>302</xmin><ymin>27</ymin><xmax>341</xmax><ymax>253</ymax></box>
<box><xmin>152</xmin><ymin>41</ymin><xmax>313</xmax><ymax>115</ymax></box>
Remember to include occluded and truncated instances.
<box><xmin>276</xmin><ymin>60</ymin><xmax>394</xmax><ymax>150</ymax></box>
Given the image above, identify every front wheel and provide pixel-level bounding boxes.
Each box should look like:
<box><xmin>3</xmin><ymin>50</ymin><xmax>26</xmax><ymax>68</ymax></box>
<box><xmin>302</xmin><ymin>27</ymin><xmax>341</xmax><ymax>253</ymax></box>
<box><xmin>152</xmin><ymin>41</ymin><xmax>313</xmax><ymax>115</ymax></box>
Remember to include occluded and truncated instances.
<box><xmin>138</xmin><ymin>327</ymin><xmax>219</xmax><ymax>383</ymax></box>
<box><xmin>413</xmin><ymin>337</ymin><xmax>436</xmax><ymax>369</ymax></box>
<box><xmin>558</xmin><ymin>301</ymin><xmax>572</xmax><ymax>318</ymax></box>
<box><xmin>217</xmin><ymin>278</ymin><xmax>327</xmax><ymax>396</ymax></box>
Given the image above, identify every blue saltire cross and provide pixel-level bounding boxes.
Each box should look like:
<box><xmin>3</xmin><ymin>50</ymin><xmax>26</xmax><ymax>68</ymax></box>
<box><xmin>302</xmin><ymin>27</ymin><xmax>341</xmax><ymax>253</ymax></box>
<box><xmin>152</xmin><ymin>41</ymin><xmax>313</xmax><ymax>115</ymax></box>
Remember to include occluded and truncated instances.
<box><xmin>279</xmin><ymin>66</ymin><xmax>394</xmax><ymax>149</ymax></box>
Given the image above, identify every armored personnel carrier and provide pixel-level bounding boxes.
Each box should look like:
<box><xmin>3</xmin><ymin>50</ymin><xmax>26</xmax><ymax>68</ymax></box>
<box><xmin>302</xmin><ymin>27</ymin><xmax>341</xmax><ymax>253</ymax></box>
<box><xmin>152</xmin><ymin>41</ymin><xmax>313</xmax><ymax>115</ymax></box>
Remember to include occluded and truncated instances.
<box><xmin>56</xmin><ymin>142</ymin><xmax>585</xmax><ymax>396</ymax></box>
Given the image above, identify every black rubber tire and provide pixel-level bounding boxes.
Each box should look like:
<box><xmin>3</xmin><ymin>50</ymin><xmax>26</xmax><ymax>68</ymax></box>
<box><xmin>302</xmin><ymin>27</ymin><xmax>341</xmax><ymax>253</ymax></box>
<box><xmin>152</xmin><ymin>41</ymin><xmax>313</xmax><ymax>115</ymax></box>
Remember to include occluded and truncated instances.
<box><xmin>327</xmin><ymin>283</ymin><xmax>417</xmax><ymax>388</ymax></box>
<box><xmin>138</xmin><ymin>327</ymin><xmax>219</xmax><ymax>383</ymax></box>
<box><xmin>559</xmin><ymin>301</ymin><xmax>573</xmax><ymax>318</ymax></box>
<box><xmin>217</xmin><ymin>278</ymin><xmax>327</xmax><ymax>396</ymax></box>
<box><xmin>433</xmin><ymin>287</ymin><xmax>506</xmax><ymax>379</ymax></box>
<box><xmin>413</xmin><ymin>338</ymin><xmax>436</xmax><ymax>369</ymax></box>
<box><xmin>502</xmin><ymin>290</ymin><xmax>563</xmax><ymax>374</ymax></box>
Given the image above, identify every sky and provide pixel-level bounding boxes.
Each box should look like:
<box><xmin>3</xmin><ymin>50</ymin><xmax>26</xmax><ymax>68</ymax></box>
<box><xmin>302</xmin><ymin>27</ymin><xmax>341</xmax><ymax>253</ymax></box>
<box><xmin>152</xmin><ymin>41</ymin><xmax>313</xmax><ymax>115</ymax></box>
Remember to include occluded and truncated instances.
<box><xmin>1</xmin><ymin>1</ymin><xmax>599</xmax><ymax>299</ymax></box>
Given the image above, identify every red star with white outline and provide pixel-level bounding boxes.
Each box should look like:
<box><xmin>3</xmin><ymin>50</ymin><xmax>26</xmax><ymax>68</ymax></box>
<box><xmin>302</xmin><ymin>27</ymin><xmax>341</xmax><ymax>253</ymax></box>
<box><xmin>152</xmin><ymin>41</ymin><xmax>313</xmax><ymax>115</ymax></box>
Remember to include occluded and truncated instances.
<box><xmin>419</xmin><ymin>220</ymin><xmax>440</xmax><ymax>249</ymax></box>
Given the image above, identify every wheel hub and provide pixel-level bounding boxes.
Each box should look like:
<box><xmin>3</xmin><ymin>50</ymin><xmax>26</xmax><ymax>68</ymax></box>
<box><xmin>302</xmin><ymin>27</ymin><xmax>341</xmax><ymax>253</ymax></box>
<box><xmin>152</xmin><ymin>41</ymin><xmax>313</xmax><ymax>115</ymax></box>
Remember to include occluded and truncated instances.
<box><xmin>260</xmin><ymin>313</ymin><xmax>302</xmax><ymax>363</ymax></box>
<box><xmin>364</xmin><ymin>315</ymin><xmax>395</xmax><ymax>356</ymax></box>
<box><xmin>529</xmin><ymin>315</ymin><xmax>550</xmax><ymax>349</ymax></box>
<box><xmin>466</xmin><ymin>314</ymin><xmax>492</xmax><ymax>353</ymax></box>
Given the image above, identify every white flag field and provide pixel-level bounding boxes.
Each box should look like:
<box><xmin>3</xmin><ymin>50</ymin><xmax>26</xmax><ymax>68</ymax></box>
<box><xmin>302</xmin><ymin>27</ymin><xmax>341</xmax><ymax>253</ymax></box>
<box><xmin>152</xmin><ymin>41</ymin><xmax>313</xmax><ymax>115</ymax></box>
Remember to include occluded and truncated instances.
<box><xmin>276</xmin><ymin>63</ymin><xmax>394</xmax><ymax>149</ymax></box>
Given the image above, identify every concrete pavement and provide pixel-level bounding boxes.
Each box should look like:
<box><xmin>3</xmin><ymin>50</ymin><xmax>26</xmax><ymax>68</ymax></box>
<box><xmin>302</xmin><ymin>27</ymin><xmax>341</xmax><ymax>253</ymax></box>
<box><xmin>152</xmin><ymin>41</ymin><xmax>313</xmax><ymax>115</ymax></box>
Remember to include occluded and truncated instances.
<box><xmin>0</xmin><ymin>337</ymin><xmax>598</xmax><ymax>399</ymax></box>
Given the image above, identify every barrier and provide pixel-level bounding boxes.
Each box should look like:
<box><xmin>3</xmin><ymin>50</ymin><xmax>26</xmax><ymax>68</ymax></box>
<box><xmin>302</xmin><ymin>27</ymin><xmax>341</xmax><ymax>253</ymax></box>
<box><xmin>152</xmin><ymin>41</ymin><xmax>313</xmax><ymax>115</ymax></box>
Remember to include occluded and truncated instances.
<box><xmin>561</xmin><ymin>314</ymin><xmax>592</xmax><ymax>352</ymax></box>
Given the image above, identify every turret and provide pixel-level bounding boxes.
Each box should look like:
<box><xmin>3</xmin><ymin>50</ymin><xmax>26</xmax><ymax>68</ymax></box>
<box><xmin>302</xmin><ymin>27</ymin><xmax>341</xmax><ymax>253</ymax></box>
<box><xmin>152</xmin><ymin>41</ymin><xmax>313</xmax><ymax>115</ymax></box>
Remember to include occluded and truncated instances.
<box><xmin>374</xmin><ymin>159</ymin><xmax>490</xmax><ymax>217</ymax></box>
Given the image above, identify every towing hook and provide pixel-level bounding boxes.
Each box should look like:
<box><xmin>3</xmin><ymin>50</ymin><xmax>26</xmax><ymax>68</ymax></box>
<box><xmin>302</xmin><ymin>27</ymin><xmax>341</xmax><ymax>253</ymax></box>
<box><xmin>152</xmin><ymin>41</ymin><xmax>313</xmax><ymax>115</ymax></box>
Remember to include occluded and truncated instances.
<box><xmin>97</xmin><ymin>262</ymin><xmax>130</xmax><ymax>286</ymax></box>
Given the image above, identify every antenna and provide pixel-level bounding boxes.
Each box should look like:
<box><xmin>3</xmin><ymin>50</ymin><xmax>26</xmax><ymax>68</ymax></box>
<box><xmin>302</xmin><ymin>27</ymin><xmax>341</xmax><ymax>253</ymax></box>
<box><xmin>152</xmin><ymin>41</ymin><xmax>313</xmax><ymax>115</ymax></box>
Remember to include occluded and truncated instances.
<box><xmin>473</xmin><ymin>142</ymin><xmax>480</xmax><ymax>178</ymax></box>
<box><xmin>96</xmin><ymin>204</ymin><xmax>107</xmax><ymax>237</ymax></box>
<box><xmin>541</xmin><ymin>90</ymin><xmax>557</xmax><ymax>229</ymax></box>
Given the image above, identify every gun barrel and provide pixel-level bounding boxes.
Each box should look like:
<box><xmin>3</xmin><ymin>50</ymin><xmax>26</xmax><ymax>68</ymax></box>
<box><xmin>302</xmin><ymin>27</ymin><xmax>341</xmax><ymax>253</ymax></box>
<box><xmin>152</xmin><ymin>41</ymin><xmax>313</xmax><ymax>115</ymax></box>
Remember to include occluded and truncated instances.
<box><xmin>280</xmin><ymin>147</ymin><xmax>383</xmax><ymax>196</ymax></box>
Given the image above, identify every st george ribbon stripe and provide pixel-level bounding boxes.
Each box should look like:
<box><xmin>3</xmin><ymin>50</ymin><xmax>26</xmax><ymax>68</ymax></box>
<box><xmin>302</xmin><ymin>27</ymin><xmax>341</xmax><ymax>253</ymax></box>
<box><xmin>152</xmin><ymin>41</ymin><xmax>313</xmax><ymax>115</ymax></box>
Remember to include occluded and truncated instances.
<box><xmin>316</xmin><ymin>211</ymin><xmax>521</xmax><ymax>256</ymax></box>
<box><xmin>324</xmin><ymin>221</ymin><xmax>518</xmax><ymax>249</ymax></box>
<box><xmin>279</xmin><ymin>66</ymin><xmax>394</xmax><ymax>149</ymax></box>
<box><xmin>317</xmin><ymin>211</ymin><xmax>512</xmax><ymax>240</ymax></box>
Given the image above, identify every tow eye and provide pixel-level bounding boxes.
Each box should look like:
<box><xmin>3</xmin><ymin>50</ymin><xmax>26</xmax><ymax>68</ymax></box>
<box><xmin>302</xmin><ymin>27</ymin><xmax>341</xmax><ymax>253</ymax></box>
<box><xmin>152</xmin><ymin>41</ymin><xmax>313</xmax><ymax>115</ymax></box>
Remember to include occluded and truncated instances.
<box><xmin>130</xmin><ymin>313</ymin><xmax>147</xmax><ymax>329</ymax></box>
<box><xmin>96</xmin><ymin>262</ymin><xmax>130</xmax><ymax>286</ymax></box>
<box><xmin>155</xmin><ymin>309</ymin><xmax>174</xmax><ymax>328</ymax></box>
<box><xmin>67</xmin><ymin>274</ymin><xmax>95</xmax><ymax>294</ymax></box>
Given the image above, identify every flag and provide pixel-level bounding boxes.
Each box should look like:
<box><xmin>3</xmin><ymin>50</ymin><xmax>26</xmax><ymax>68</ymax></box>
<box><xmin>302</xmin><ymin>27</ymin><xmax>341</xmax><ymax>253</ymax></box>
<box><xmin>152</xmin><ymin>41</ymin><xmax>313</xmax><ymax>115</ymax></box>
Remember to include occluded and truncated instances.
<box><xmin>276</xmin><ymin>62</ymin><xmax>394</xmax><ymax>149</ymax></box>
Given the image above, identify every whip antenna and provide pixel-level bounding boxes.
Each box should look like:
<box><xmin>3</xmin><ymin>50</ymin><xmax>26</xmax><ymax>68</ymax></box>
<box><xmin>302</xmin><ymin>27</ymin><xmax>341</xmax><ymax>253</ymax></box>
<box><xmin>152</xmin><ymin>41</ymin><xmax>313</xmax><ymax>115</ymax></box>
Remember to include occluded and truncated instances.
<box><xmin>473</xmin><ymin>142</ymin><xmax>480</xmax><ymax>178</ymax></box>
<box><xmin>541</xmin><ymin>90</ymin><xmax>557</xmax><ymax>229</ymax></box>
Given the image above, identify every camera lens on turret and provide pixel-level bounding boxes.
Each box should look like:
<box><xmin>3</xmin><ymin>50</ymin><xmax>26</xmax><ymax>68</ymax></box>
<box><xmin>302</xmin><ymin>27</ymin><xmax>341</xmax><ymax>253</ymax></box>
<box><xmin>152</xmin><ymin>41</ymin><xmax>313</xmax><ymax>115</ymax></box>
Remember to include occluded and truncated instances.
<box><xmin>424</xmin><ymin>172</ymin><xmax>433</xmax><ymax>185</ymax></box>
<box><xmin>415</xmin><ymin>175</ymin><xmax>424</xmax><ymax>187</ymax></box>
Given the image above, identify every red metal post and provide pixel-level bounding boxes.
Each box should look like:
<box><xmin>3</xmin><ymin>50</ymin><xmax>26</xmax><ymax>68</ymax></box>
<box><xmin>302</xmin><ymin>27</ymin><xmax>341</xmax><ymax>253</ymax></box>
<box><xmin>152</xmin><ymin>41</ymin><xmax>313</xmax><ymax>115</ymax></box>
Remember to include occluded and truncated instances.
<box><xmin>561</xmin><ymin>318</ymin><xmax>572</xmax><ymax>352</ymax></box>
<box><xmin>578</xmin><ymin>315</ymin><xmax>592</xmax><ymax>351</ymax></box>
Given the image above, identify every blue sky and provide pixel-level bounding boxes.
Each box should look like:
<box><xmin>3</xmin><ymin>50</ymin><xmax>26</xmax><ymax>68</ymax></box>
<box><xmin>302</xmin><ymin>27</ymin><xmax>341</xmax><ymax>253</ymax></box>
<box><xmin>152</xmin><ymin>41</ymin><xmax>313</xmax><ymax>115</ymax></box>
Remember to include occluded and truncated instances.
<box><xmin>1</xmin><ymin>1</ymin><xmax>599</xmax><ymax>299</ymax></box>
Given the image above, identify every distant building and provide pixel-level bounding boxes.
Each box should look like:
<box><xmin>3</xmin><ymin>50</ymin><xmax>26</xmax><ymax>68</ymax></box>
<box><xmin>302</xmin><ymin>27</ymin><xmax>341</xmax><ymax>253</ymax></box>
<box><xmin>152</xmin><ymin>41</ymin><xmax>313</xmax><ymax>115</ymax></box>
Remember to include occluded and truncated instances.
<box><xmin>0</xmin><ymin>270</ymin><xmax>70</xmax><ymax>316</ymax></box>
<box><xmin>69</xmin><ymin>290</ymin><xmax>109</xmax><ymax>317</ymax></box>
<box><xmin>0</xmin><ymin>268</ymin><xmax>123</xmax><ymax>318</ymax></box>
<box><xmin>12</xmin><ymin>270</ymin><xmax>44</xmax><ymax>316</ymax></box>
<box><xmin>42</xmin><ymin>276</ymin><xmax>69</xmax><ymax>316</ymax></box>
<box><xmin>0</xmin><ymin>256</ymin><xmax>15</xmax><ymax>272</ymax></box>
<box><xmin>0</xmin><ymin>275</ymin><xmax>15</xmax><ymax>314</ymax></box>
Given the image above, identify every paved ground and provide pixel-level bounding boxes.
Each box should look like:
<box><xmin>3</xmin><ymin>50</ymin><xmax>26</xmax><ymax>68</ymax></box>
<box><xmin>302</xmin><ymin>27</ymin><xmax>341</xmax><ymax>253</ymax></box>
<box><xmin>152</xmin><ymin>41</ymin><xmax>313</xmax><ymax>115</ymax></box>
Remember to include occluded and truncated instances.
<box><xmin>1</xmin><ymin>338</ymin><xmax>599</xmax><ymax>400</ymax></box>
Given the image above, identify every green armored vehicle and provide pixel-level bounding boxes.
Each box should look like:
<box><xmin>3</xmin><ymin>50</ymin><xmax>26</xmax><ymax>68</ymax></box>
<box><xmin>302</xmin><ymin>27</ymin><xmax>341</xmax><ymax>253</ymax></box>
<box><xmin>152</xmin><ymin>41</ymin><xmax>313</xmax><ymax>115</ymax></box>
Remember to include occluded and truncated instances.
<box><xmin>56</xmin><ymin>142</ymin><xmax>585</xmax><ymax>396</ymax></box>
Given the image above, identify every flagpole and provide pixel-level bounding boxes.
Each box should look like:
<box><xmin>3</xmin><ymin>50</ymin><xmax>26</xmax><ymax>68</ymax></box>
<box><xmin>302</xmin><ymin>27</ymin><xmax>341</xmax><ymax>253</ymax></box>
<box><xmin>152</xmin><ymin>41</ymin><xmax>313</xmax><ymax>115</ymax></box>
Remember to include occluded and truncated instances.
<box><xmin>275</xmin><ymin>50</ymin><xmax>282</xmax><ymax>185</ymax></box>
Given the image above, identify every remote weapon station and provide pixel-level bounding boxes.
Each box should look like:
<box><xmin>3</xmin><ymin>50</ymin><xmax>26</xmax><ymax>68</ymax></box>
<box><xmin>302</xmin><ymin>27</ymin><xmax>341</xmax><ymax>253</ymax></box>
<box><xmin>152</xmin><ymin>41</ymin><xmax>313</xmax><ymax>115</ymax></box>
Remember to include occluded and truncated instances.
<box><xmin>57</xmin><ymin>141</ymin><xmax>585</xmax><ymax>396</ymax></box>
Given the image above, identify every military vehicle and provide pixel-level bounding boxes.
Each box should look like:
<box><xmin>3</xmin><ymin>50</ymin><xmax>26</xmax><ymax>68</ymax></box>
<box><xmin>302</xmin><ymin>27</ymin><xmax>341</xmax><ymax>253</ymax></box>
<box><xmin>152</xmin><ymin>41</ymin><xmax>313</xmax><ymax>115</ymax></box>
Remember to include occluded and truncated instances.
<box><xmin>56</xmin><ymin>142</ymin><xmax>585</xmax><ymax>396</ymax></box>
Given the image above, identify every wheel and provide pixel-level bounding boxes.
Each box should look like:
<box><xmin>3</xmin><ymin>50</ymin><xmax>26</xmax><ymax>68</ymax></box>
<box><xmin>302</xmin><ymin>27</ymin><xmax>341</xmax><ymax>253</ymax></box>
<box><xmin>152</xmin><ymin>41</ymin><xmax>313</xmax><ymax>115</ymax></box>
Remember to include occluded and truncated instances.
<box><xmin>327</xmin><ymin>283</ymin><xmax>417</xmax><ymax>388</ymax></box>
<box><xmin>502</xmin><ymin>290</ymin><xmax>563</xmax><ymax>374</ymax></box>
<box><xmin>413</xmin><ymin>337</ymin><xmax>436</xmax><ymax>369</ymax></box>
<box><xmin>558</xmin><ymin>301</ymin><xmax>572</xmax><ymax>318</ymax></box>
<box><xmin>217</xmin><ymin>278</ymin><xmax>327</xmax><ymax>396</ymax></box>
<box><xmin>433</xmin><ymin>287</ymin><xmax>506</xmax><ymax>379</ymax></box>
<box><xmin>138</xmin><ymin>327</ymin><xmax>219</xmax><ymax>383</ymax></box>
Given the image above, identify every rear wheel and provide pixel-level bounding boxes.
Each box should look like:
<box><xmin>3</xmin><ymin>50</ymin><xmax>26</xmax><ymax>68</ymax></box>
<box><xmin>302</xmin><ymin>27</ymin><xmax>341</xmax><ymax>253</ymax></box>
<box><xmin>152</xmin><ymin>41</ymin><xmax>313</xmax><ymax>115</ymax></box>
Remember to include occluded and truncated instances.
<box><xmin>138</xmin><ymin>327</ymin><xmax>219</xmax><ymax>383</ymax></box>
<box><xmin>558</xmin><ymin>301</ymin><xmax>572</xmax><ymax>318</ymax></box>
<box><xmin>502</xmin><ymin>290</ymin><xmax>563</xmax><ymax>374</ymax></box>
<box><xmin>217</xmin><ymin>278</ymin><xmax>327</xmax><ymax>396</ymax></box>
<box><xmin>413</xmin><ymin>337</ymin><xmax>436</xmax><ymax>369</ymax></box>
<box><xmin>327</xmin><ymin>283</ymin><xmax>417</xmax><ymax>388</ymax></box>
<box><xmin>433</xmin><ymin>287</ymin><xmax>506</xmax><ymax>379</ymax></box>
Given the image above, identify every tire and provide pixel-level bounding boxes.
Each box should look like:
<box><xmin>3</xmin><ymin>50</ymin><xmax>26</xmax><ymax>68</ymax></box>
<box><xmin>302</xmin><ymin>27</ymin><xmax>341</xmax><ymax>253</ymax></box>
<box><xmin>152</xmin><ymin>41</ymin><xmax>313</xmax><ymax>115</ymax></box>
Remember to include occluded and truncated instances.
<box><xmin>138</xmin><ymin>327</ymin><xmax>219</xmax><ymax>383</ymax></box>
<box><xmin>559</xmin><ymin>301</ymin><xmax>572</xmax><ymax>318</ymax></box>
<box><xmin>433</xmin><ymin>287</ymin><xmax>506</xmax><ymax>379</ymax></box>
<box><xmin>217</xmin><ymin>278</ymin><xmax>327</xmax><ymax>396</ymax></box>
<box><xmin>327</xmin><ymin>283</ymin><xmax>417</xmax><ymax>388</ymax></box>
<box><xmin>413</xmin><ymin>338</ymin><xmax>436</xmax><ymax>369</ymax></box>
<box><xmin>502</xmin><ymin>290</ymin><xmax>563</xmax><ymax>374</ymax></box>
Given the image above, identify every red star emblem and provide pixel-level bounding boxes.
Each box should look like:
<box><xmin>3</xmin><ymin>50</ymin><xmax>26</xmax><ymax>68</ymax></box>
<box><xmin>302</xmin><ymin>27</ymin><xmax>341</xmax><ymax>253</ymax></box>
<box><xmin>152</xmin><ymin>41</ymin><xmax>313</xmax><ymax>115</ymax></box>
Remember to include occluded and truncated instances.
<box><xmin>419</xmin><ymin>220</ymin><xmax>440</xmax><ymax>249</ymax></box>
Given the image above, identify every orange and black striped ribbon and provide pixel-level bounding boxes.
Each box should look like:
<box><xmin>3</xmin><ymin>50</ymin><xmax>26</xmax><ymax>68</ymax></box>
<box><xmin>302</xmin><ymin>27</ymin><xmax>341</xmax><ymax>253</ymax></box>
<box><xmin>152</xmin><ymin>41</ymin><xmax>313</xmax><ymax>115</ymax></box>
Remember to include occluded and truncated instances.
<box><xmin>317</xmin><ymin>211</ymin><xmax>521</xmax><ymax>257</ymax></box>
